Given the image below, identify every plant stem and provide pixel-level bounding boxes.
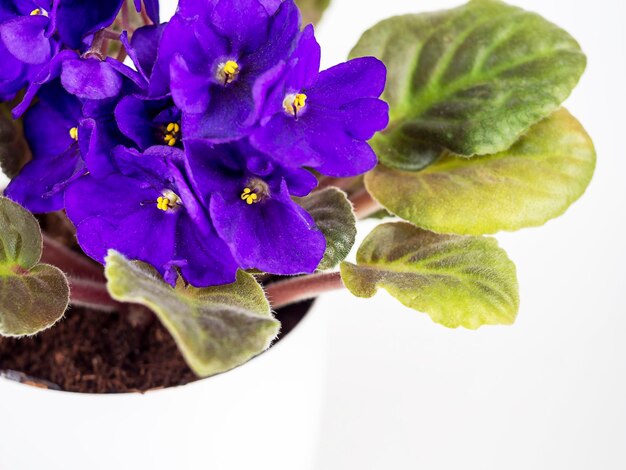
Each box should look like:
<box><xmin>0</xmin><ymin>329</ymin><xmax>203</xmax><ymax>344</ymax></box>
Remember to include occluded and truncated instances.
<box><xmin>140</xmin><ymin>7</ymin><xmax>152</xmax><ymax>25</ymax></box>
<box><xmin>101</xmin><ymin>28</ymin><xmax>122</xmax><ymax>40</ymax></box>
<box><xmin>83</xmin><ymin>30</ymin><xmax>107</xmax><ymax>60</ymax></box>
<box><xmin>265</xmin><ymin>271</ymin><xmax>344</xmax><ymax>310</ymax></box>
<box><xmin>316</xmin><ymin>175</ymin><xmax>360</xmax><ymax>193</ymax></box>
<box><xmin>351</xmin><ymin>188</ymin><xmax>382</xmax><ymax>219</ymax></box>
<box><xmin>42</xmin><ymin>233</ymin><xmax>106</xmax><ymax>282</ymax></box>
<box><xmin>68</xmin><ymin>277</ymin><xmax>121</xmax><ymax>312</ymax></box>
<box><xmin>121</xmin><ymin>0</ymin><xmax>130</xmax><ymax>31</ymax></box>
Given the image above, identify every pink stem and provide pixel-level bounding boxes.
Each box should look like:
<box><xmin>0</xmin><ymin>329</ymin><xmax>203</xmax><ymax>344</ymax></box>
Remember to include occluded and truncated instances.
<box><xmin>68</xmin><ymin>277</ymin><xmax>121</xmax><ymax>312</ymax></box>
<box><xmin>41</xmin><ymin>233</ymin><xmax>106</xmax><ymax>282</ymax></box>
<box><xmin>265</xmin><ymin>272</ymin><xmax>344</xmax><ymax>310</ymax></box>
<box><xmin>121</xmin><ymin>0</ymin><xmax>130</xmax><ymax>31</ymax></box>
<box><xmin>351</xmin><ymin>188</ymin><xmax>382</xmax><ymax>219</ymax></box>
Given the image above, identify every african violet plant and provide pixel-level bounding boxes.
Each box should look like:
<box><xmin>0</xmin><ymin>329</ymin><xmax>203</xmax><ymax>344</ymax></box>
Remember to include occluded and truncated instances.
<box><xmin>0</xmin><ymin>0</ymin><xmax>594</xmax><ymax>378</ymax></box>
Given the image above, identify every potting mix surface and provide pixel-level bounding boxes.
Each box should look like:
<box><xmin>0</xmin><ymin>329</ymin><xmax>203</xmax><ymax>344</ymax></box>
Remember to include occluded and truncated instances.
<box><xmin>0</xmin><ymin>301</ymin><xmax>310</xmax><ymax>393</ymax></box>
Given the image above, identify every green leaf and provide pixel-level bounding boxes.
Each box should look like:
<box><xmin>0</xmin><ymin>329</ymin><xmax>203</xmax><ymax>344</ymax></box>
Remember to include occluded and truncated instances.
<box><xmin>296</xmin><ymin>187</ymin><xmax>356</xmax><ymax>270</ymax></box>
<box><xmin>295</xmin><ymin>0</ymin><xmax>331</xmax><ymax>25</ymax></box>
<box><xmin>370</xmin><ymin>134</ymin><xmax>443</xmax><ymax>172</ymax></box>
<box><xmin>365</xmin><ymin>108</ymin><xmax>596</xmax><ymax>235</ymax></box>
<box><xmin>105</xmin><ymin>251</ymin><xmax>280</xmax><ymax>378</ymax></box>
<box><xmin>0</xmin><ymin>103</ymin><xmax>31</xmax><ymax>179</ymax></box>
<box><xmin>350</xmin><ymin>0</ymin><xmax>586</xmax><ymax>168</ymax></box>
<box><xmin>0</xmin><ymin>197</ymin><xmax>69</xmax><ymax>337</ymax></box>
<box><xmin>340</xmin><ymin>222</ymin><xmax>519</xmax><ymax>329</ymax></box>
<box><xmin>366</xmin><ymin>208</ymin><xmax>394</xmax><ymax>221</ymax></box>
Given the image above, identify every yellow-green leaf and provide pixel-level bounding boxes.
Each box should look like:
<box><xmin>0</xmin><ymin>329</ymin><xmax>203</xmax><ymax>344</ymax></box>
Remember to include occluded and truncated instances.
<box><xmin>365</xmin><ymin>108</ymin><xmax>596</xmax><ymax>235</ymax></box>
<box><xmin>105</xmin><ymin>251</ymin><xmax>280</xmax><ymax>378</ymax></box>
<box><xmin>341</xmin><ymin>222</ymin><xmax>519</xmax><ymax>329</ymax></box>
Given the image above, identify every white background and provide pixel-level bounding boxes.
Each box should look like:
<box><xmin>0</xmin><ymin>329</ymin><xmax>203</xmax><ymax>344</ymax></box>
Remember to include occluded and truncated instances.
<box><xmin>2</xmin><ymin>1</ymin><xmax>622</xmax><ymax>469</ymax></box>
<box><xmin>304</xmin><ymin>0</ymin><xmax>626</xmax><ymax>468</ymax></box>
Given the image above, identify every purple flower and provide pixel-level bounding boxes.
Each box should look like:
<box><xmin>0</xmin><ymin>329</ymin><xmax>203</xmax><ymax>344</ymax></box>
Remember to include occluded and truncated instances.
<box><xmin>165</xmin><ymin>0</ymin><xmax>301</xmax><ymax>141</ymax></box>
<box><xmin>5</xmin><ymin>80</ymin><xmax>86</xmax><ymax>212</ymax></box>
<box><xmin>185</xmin><ymin>138</ymin><xmax>325</xmax><ymax>275</ymax></box>
<box><xmin>114</xmin><ymin>27</ymin><xmax>184</xmax><ymax>152</ymax></box>
<box><xmin>2</xmin><ymin>0</ymin><xmax>391</xmax><ymax>288</ymax></box>
<box><xmin>115</xmin><ymin>95</ymin><xmax>182</xmax><ymax>151</ymax></box>
<box><xmin>0</xmin><ymin>1</ymin><xmax>57</xmax><ymax>99</ymax></box>
<box><xmin>13</xmin><ymin>50</ymin><xmax>128</xmax><ymax>117</ymax></box>
<box><xmin>7</xmin><ymin>51</ymin><xmax>141</xmax><ymax>209</ymax></box>
<box><xmin>0</xmin><ymin>0</ymin><xmax>160</xmax><ymax>101</ymax></box>
<box><xmin>250</xmin><ymin>25</ymin><xmax>389</xmax><ymax>177</ymax></box>
<box><xmin>65</xmin><ymin>145</ymin><xmax>239</xmax><ymax>287</ymax></box>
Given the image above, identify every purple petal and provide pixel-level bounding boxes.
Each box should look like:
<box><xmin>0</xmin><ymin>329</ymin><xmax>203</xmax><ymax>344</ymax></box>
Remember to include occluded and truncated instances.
<box><xmin>114</xmin><ymin>95</ymin><xmax>155</xmax><ymax>149</ymax></box>
<box><xmin>309</xmin><ymin>57</ymin><xmax>387</xmax><ymax>106</ymax></box>
<box><xmin>0</xmin><ymin>41</ymin><xmax>29</xmax><ymax>99</ymax></box>
<box><xmin>23</xmin><ymin>84</ymin><xmax>82</xmax><ymax>158</ymax></box>
<box><xmin>5</xmin><ymin>144</ymin><xmax>84</xmax><ymax>213</ymax></box>
<box><xmin>250</xmin><ymin>113</ymin><xmax>321</xmax><ymax>168</ymax></box>
<box><xmin>78</xmin><ymin>116</ymin><xmax>122</xmax><ymax>178</ymax></box>
<box><xmin>210</xmin><ymin>0</ymin><xmax>270</xmax><ymax>51</ymax></box>
<box><xmin>142</xmin><ymin>0</ymin><xmax>160</xmax><ymax>24</ymax></box>
<box><xmin>172</xmin><ymin>209</ymin><xmax>239</xmax><ymax>287</ymax></box>
<box><xmin>0</xmin><ymin>15</ymin><xmax>51</xmax><ymax>64</ymax></box>
<box><xmin>211</xmin><ymin>179</ymin><xmax>325</xmax><ymax>274</ymax></box>
<box><xmin>129</xmin><ymin>24</ymin><xmax>165</xmax><ymax>79</ymax></box>
<box><xmin>170</xmin><ymin>54</ymin><xmax>212</xmax><ymax>114</ymax></box>
<box><xmin>11</xmin><ymin>50</ymin><xmax>76</xmax><ymax>118</ymax></box>
<box><xmin>251</xmin><ymin>107</ymin><xmax>379</xmax><ymax>177</ymax></box>
<box><xmin>61</xmin><ymin>58</ymin><xmax>123</xmax><ymax>100</ymax></box>
<box><xmin>66</xmin><ymin>173</ymin><xmax>179</xmax><ymax>267</ymax></box>
<box><xmin>182</xmin><ymin>81</ymin><xmax>254</xmax><ymax>141</ymax></box>
<box><xmin>112</xmin><ymin>145</ymin><xmax>184</xmax><ymax>187</ymax></box>
<box><xmin>339</xmin><ymin>97</ymin><xmax>390</xmax><ymax>141</ymax></box>
<box><xmin>286</xmin><ymin>24</ymin><xmax>320</xmax><ymax>90</ymax></box>
<box><xmin>149</xmin><ymin>14</ymin><xmax>205</xmax><ymax>97</ymax></box>
<box><xmin>184</xmin><ymin>139</ymin><xmax>244</xmax><ymax>195</ymax></box>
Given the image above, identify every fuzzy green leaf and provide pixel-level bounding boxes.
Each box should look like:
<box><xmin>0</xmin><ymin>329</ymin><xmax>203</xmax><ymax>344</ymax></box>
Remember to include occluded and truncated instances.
<box><xmin>350</xmin><ymin>0</ymin><xmax>586</xmax><ymax>169</ymax></box>
<box><xmin>105</xmin><ymin>251</ymin><xmax>280</xmax><ymax>378</ymax></box>
<box><xmin>0</xmin><ymin>197</ymin><xmax>69</xmax><ymax>337</ymax></box>
<box><xmin>341</xmin><ymin>222</ymin><xmax>519</xmax><ymax>329</ymax></box>
<box><xmin>296</xmin><ymin>0</ymin><xmax>331</xmax><ymax>25</ymax></box>
<box><xmin>365</xmin><ymin>108</ymin><xmax>595</xmax><ymax>235</ymax></box>
<box><xmin>297</xmin><ymin>187</ymin><xmax>356</xmax><ymax>270</ymax></box>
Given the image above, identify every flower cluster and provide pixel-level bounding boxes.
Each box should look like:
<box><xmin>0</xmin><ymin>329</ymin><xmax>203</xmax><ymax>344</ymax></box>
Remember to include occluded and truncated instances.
<box><xmin>3</xmin><ymin>0</ymin><xmax>388</xmax><ymax>287</ymax></box>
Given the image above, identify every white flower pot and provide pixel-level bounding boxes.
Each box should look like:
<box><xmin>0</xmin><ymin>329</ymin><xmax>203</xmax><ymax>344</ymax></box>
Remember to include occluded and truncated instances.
<box><xmin>0</xmin><ymin>303</ymin><xmax>329</xmax><ymax>470</ymax></box>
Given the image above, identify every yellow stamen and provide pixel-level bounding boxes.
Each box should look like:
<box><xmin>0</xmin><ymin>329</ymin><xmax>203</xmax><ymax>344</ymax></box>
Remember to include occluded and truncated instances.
<box><xmin>156</xmin><ymin>190</ymin><xmax>181</xmax><ymax>212</ymax></box>
<box><xmin>240</xmin><ymin>179</ymin><xmax>269</xmax><ymax>205</ymax></box>
<box><xmin>163</xmin><ymin>122</ymin><xmax>181</xmax><ymax>146</ymax></box>
<box><xmin>69</xmin><ymin>127</ymin><xmax>79</xmax><ymax>141</ymax></box>
<box><xmin>283</xmin><ymin>93</ymin><xmax>308</xmax><ymax>117</ymax></box>
<box><xmin>223</xmin><ymin>61</ymin><xmax>239</xmax><ymax>76</ymax></box>
<box><xmin>217</xmin><ymin>60</ymin><xmax>240</xmax><ymax>85</ymax></box>
<box><xmin>30</xmin><ymin>8</ymin><xmax>41</xmax><ymax>16</ymax></box>
<box><xmin>157</xmin><ymin>197</ymin><xmax>170</xmax><ymax>211</ymax></box>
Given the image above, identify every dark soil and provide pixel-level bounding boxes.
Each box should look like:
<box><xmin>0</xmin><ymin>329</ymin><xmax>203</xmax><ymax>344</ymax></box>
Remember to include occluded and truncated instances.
<box><xmin>0</xmin><ymin>300</ymin><xmax>312</xmax><ymax>394</ymax></box>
